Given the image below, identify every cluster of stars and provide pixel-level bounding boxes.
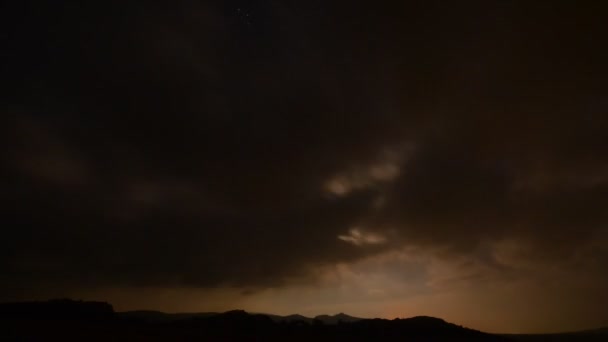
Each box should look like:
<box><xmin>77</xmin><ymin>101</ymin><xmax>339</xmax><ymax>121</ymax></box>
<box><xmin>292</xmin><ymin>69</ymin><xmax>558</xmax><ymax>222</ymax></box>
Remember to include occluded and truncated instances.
<box><xmin>236</xmin><ymin>7</ymin><xmax>253</xmax><ymax>27</ymax></box>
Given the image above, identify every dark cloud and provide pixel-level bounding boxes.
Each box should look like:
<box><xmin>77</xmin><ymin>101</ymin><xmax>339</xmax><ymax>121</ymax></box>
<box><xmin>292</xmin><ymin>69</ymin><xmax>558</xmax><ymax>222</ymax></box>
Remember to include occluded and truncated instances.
<box><xmin>1</xmin><ymin>2</ymin><xmax>608</xmax><ymax>325</ymax></box>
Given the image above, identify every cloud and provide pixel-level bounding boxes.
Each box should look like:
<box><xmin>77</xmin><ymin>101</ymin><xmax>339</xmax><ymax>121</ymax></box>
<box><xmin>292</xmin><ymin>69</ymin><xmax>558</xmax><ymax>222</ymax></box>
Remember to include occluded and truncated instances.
<box><xmin>324</xmin><ymin>145</ymin><xmax>411</xmax><ymax>197</ymax></box>
<box><xmin>338</xmin><ymin>228</ymin><xmax>387</xmax><ymax>246</ymax></box>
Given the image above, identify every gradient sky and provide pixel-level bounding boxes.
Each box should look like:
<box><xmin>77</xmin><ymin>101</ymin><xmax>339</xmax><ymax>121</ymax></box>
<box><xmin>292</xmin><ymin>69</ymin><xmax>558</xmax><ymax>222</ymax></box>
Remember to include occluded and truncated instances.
<box><xmin>2</xmin><ymin>1</ymin><xmax>608</xmax><ymax>334</ymax></box>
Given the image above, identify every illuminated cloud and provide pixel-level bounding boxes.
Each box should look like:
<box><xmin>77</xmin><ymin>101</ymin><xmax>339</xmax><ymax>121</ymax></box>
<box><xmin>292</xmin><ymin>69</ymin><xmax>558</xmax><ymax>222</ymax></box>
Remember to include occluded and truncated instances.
<box><xmin>338</xmin><ymin>228</ymin><xmax>387</xmax><ymax>246</ymax></box>
<box><xmin>324</xmin><ymin>146</ymin><xmax>410</xmax><ymax>197</ymax></box>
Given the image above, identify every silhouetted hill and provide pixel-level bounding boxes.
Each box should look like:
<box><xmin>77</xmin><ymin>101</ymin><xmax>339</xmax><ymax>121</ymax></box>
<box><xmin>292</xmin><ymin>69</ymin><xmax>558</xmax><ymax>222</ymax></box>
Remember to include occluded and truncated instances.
<box><xmin>265</xmin><ymin>313</ymin><xmax>314</xmax><ymax>324</ymax></box>
<box><xmin>0</xmin><ymin>300</ymin><xmax>508</xmax><ymax>341</ymax></box>
<box><xmin>4</xmin><ymin>299</ymin><xmax>603</xmax><ymax>341</ymax></box>
<box><xmin>163</xmin><ymin>309</ymin><xmax>505</xmax><ymax>341</ymax></box>
<box><xmin>314</xmin><ymin>312</ymin><xmax>362</xmax><ymax>324</ymax></box>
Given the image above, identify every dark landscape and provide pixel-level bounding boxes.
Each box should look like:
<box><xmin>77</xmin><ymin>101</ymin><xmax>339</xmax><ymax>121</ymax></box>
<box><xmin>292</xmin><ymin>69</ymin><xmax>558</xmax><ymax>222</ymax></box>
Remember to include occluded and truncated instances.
<box><xmin>1</xmin><ymin>300</ymin><xmax>606</xmax><ymax>341</ymax></box>
<box><xmin>2</xmin><ymin>1</ymin><xmax>608</xmax><ymax>340</ymax></box>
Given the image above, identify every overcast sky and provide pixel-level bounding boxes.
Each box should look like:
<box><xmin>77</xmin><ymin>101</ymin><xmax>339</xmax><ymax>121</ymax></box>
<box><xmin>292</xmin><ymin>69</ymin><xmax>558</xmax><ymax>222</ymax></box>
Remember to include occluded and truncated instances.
<box><xmin>2</xmin><ymin>1</ymin><xmax>608</xmax><ymax>333</ymax></box>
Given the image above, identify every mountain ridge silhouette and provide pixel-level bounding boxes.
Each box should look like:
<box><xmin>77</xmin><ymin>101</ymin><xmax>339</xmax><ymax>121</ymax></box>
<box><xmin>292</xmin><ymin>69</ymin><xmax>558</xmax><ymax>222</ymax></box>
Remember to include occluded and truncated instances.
<box><xmin>1</xmin><ymin>299</ymin><xmax>606</xmax><ymax>341</ymax></box>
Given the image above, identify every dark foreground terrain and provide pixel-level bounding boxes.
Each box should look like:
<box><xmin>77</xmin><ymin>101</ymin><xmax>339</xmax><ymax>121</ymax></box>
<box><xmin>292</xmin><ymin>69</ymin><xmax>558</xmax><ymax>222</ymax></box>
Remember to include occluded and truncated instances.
<box><xmin>502</xmin><ymin>329</ymin><xmax>608</xmax><ymax>342</ymax></box>
<box><xmin>0</xmin><ymin>300</ymin><xmax>604</xmax><ymax>341</ymax></box>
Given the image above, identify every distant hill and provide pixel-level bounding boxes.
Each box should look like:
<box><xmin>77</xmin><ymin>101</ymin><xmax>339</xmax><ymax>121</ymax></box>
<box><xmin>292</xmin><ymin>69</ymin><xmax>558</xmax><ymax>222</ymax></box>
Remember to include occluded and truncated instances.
<box><xmin>265</xmin><ymin>313</ymin><xmax>314</xmax><ymax>324</ymax></box>
<box><xmin>314</xmin><ymin>312</ymin><xmax>363</xmax><ymax>324</ymax></box>
<box><xmin>120</xmin><ymin>310</ymin><xmax>362</xmax><ymax>325</ymax></box>
<box><xmin>0</xmin><ymin>300</ymin><xmax>507</xmax><ymax>341</ymax></box>
<box><xmin>0</xmin><ymin>299</ymin><xmax>600</xmax><ymax>341</ymax></box>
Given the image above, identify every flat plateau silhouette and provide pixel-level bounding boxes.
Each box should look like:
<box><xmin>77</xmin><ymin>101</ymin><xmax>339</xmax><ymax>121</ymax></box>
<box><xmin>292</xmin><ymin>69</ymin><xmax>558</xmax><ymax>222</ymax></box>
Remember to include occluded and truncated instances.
<box><xmin>0</xmin><ymin>299</ymin><xmax>605</xmax><ymax>341</ymax></box>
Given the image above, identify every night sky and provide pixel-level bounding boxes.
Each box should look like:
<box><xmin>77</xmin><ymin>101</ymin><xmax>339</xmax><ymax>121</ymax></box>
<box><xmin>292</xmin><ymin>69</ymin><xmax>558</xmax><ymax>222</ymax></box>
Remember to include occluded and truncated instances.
<box><xmin>2</xmin><ymin>1</ymin><xmax>608</xmax><ymax>334</ymax></box>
